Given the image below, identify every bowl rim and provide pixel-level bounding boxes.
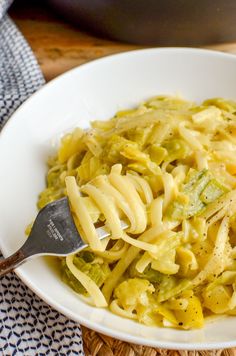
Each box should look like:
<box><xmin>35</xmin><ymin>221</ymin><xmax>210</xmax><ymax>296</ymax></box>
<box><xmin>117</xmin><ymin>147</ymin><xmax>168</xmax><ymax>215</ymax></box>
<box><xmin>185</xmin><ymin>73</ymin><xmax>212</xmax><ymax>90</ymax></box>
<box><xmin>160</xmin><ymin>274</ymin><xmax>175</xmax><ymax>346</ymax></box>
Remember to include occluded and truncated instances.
<box><xmin>1</xmin><ymin>47</ymin><xmax>236</xmax><ymax>350</ymax></box>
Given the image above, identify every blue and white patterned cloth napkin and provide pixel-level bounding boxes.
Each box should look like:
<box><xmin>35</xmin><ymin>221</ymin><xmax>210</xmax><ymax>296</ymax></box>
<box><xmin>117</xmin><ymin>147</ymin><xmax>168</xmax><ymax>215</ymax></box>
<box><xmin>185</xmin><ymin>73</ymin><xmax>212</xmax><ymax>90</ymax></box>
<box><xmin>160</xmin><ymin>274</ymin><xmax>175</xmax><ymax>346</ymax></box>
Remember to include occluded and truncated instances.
<box><xmin>0</xmin><ymin>1</ymin><xmax>84</xmax><ymax>354</ymax></box>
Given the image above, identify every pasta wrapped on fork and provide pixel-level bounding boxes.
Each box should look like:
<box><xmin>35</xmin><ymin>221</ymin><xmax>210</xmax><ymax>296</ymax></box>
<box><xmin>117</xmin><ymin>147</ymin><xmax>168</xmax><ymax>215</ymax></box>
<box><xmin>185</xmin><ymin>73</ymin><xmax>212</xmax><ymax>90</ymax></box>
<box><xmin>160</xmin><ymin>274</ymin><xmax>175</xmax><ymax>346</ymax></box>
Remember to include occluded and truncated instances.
<box><xmin>37</xmin><ymin>95</ymin><xmax>236</xmax><ymax>329</ymax></box>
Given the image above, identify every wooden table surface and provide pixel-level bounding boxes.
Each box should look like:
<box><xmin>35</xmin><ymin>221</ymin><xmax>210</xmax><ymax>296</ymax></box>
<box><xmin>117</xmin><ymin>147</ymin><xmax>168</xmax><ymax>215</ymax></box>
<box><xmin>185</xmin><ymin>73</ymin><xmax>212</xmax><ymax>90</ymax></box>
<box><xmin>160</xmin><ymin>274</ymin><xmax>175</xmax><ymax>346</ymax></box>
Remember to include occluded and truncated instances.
<box><xmin>9</xmin><ymin>0</ymin><xmax>236</xmax><ymax>82</ymax></box>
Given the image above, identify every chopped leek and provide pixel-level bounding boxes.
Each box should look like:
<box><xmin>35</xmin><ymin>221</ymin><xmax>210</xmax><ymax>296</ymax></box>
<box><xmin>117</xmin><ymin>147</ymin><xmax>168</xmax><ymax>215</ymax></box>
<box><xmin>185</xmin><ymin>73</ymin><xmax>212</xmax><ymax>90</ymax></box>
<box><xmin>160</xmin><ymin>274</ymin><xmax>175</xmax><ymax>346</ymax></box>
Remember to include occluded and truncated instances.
<box><xmin>35</xmin><ymin>94</ymin><xmax>236</xmax><ymax>330</ymax></box>
<box><xmin>61</xmin><ymin>252</ymin><xmax>110</xmax><ymax>295</ymax></box>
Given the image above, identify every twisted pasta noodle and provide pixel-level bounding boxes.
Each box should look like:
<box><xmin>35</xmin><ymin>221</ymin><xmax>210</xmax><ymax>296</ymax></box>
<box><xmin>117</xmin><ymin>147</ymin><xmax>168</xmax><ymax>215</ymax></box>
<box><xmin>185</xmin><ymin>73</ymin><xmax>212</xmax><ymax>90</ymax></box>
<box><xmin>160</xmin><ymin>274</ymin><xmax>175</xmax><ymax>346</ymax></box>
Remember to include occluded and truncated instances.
<box><xmin>66</xmin><ymin>255</ymin><xmax>107</xmax><ymax>307</ymax></box>
<box><xmin>195</xmin><ymin>151</ymin><xmax>208</xmax><ymax>170</ymax></box>
<box><xmin>126</xmin><ymin>174</ymin><xmax>153</xmax><ymax>205</ymax></box>
<box><xmin>200</xmin><ymin>190</ymin><xmax>236</xmax><ymax>220</ymax></box>
<box><xmin>148</xmin><ymin>122</ymin><xmax>171</xmax><ymax>145</ymax></box>
<box><xmin>150</xmin><ymin>197</ymin><xmax>163</xmax><ymax>227</ymax></box>
<box><xmin>102</xmin><ymin>223</ymin><xmax>180</xmax><ymax>302</ymax></box>
<box><xmin>135</xmin><ymin>252</ymin><xmax>153</xmax><ymax>273</ymax></box>
<box><xmin>66</xmin><ymin>166</ymin><xmax>158</xmax><ymax>255</ymax></box>
<box><xmin>65</xmin><ymin>176</ymin><xmax>104</xmax><ymax>251</ymax></box>
<box><xmin>178</xmin><ymin>122</ymin><xmax>203</xmax><ymax>150</ymax></box>
<box><xmin>121</xmin><ymin>232</ymin><xmax>158</xmax><ymax>254</ymax></box>
<box><xmin>162</xmin><ymin>172</ymin><xmax>177</xmax><ymax>211</ymax></box>
<box><xmin>171</xmin><ymin>165</ymin><xmax>188</xmax><ymax>186</ymax></box>
<box><xmin>95</xmin><ymin>240</ymin><xmax>128</xmax><ymax>261</ymax></box>
<box><xmin>108</xmin><ymin>173</ymin><xmax>147</xmax><ymax>233</ymax></box>
<box><xmin>81</xmin><ymin>183</ymin><xmax>123</xmax><ymax>240</ymax></box>
<box><xmin>193</xmin><ymin>215</ymin><xmax>230</xmax><ymax>286</ymax></box>
<box><xmin>38</xmin><ymin>95</ymin><xmax>236</xmax><ymax>329</ymax></box>
<box><xmin>92</xmin><ymin>175</ymin><xmax>137</xmax><ymax>232</ymax></box>
<box><xmin>110</xmin><ymin>299</ymin><xmax>137</xmax><ymax>319</ymax></box>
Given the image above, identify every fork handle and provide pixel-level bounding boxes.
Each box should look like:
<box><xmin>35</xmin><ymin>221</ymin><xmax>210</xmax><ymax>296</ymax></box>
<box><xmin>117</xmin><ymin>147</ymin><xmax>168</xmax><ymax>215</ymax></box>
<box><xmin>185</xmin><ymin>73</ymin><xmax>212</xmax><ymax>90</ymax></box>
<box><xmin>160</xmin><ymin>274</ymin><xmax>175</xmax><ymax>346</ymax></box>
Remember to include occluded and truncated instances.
<box><xmin>0</xmin><ymin>249</ymin><xmax>26</xmax><ymax>277</ymax></box>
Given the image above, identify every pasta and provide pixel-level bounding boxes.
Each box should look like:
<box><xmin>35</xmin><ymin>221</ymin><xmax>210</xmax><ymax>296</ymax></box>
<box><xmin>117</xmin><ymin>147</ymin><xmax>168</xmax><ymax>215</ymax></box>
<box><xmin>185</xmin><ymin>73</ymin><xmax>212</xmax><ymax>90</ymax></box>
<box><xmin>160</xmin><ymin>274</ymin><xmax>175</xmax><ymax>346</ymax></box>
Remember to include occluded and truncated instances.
<box><xmin>37</xmin><ymin>95</ymin><xmax>236</xmax><ymax>329</ymax></box>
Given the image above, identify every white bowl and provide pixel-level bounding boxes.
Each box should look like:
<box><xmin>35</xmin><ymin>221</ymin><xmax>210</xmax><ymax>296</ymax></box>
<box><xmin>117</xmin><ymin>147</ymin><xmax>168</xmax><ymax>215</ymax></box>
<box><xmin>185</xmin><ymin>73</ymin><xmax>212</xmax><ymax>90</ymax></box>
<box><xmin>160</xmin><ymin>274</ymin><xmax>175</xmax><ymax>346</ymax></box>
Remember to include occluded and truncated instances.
<box><xmin>1</xmin><ymin>48</ymin><xmax>236</xmax><ymax>350</ymax></box>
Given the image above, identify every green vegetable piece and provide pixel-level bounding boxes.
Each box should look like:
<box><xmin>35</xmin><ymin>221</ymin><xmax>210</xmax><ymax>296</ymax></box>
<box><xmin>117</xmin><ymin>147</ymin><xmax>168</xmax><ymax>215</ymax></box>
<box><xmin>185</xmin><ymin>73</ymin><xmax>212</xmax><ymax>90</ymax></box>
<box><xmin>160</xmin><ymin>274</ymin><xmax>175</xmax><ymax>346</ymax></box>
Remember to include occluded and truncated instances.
<box><xmin>61</xmin><ymin>259</ymin><xmax>86</xmax><ymax>294</ymax></box>
<box><xmin>184</xmin><ymin>169</ymin><xmax>210</xmax><ymax>193</ymax></box>
<box><xmin>167</xmin><ymin>169</ymin><xmax>211</xmax><ymax>220</ymax></box>
<box><xmin>61</xmin><ymin>252</ymin><xmax>110</xmax><ymax>295</ymax></box>
<box><xmin>163</xmin><ymin>139</ymin><xmax>190</xmax><ymax>162</ymax></box>
<box><xmin>126</xmin><ymin>126</ymin><xmax>152</xmax><ymax>147</ymax></box>
<box><xmin>142</xmin><ymin>266</ymin><xmax>163</xmax><ymax>284</ymax></box>
<box><xmin>183</xmin><ymin>169</ymin><xmax>211</xmax><ymax>218</ymax></box>
<box><xmin>73</xmin><ymin>255</ymin><xmax>110</xmax><ymax>287</ymax></box>
<box><xmin>166</xmin><ymin>198</ymin><xmax>187</xmax><ymax>220</ymax></box>
<box><xmin>129</xmin><ymin>259</ymin><xmax>163</xmax><ymax>284</ymax></box>
<box><xmin>79</xmin><ymin>250</ymin><xmax>95</xmax><ymax>263</ymax></box>
<box><xmin>157</xmin><ymin>277</ymin><xmax>191</xmax><ymax>303</ymax></box>
<box><xmin>148</xmin><ymin>145</ymin><xmax>167</xmax><ymax>165</ymax></box>
<box><xmin>200</xmin><ymin>179</ymin><xmax>228</xmax><ymax>204</ymax></box>
<box><xmin>102</xmin><ymin>135</ymin><xmax>133</xmax><ymax>165</ymax></box>
<box><xmin>167</xmin><ymin>169</ymin><xmax>226</xmax><ymax>220</ymax></box>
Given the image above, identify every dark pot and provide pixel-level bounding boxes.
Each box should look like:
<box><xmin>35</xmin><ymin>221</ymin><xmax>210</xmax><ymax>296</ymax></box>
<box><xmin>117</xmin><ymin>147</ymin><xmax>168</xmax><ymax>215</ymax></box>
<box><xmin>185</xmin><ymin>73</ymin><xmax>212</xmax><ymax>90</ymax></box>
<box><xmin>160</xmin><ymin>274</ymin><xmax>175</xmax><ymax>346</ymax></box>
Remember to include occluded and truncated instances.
<box><xmin>48</xmin><ymin>0</ymin><xmax>236</xmax><ymax>46</ymax></box>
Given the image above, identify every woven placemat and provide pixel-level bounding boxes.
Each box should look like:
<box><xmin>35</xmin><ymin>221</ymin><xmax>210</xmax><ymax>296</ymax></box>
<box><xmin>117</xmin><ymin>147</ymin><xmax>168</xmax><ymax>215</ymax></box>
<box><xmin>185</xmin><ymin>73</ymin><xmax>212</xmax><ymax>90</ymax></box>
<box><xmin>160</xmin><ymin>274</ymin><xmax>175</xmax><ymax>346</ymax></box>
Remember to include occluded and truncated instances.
<box><xmin>81</xmin><ymin>326</ymin><xmax>235</xmax><ymax>356</ymax></box>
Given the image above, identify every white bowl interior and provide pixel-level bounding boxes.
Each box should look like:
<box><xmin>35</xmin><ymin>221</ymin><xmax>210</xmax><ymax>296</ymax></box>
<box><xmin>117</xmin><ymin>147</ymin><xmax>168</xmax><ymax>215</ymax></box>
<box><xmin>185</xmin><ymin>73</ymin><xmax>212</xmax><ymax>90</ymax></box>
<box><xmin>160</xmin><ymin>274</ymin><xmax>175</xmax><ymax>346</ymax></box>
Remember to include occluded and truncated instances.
<box><xmin>1</xmin><ymin>48</ymin><xmax>236</xmax><ymax>349</ymax></box>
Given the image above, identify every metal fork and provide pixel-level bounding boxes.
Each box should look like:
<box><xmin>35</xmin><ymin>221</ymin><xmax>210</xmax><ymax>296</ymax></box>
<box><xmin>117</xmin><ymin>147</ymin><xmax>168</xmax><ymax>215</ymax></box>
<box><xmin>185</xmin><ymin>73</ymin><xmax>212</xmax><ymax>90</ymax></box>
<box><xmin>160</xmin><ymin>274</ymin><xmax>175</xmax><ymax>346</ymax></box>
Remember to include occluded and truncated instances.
<box><xmin>0</xmin><ymin>197</ymin><xmax>128</xmax><ymax>277</ymax></box>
